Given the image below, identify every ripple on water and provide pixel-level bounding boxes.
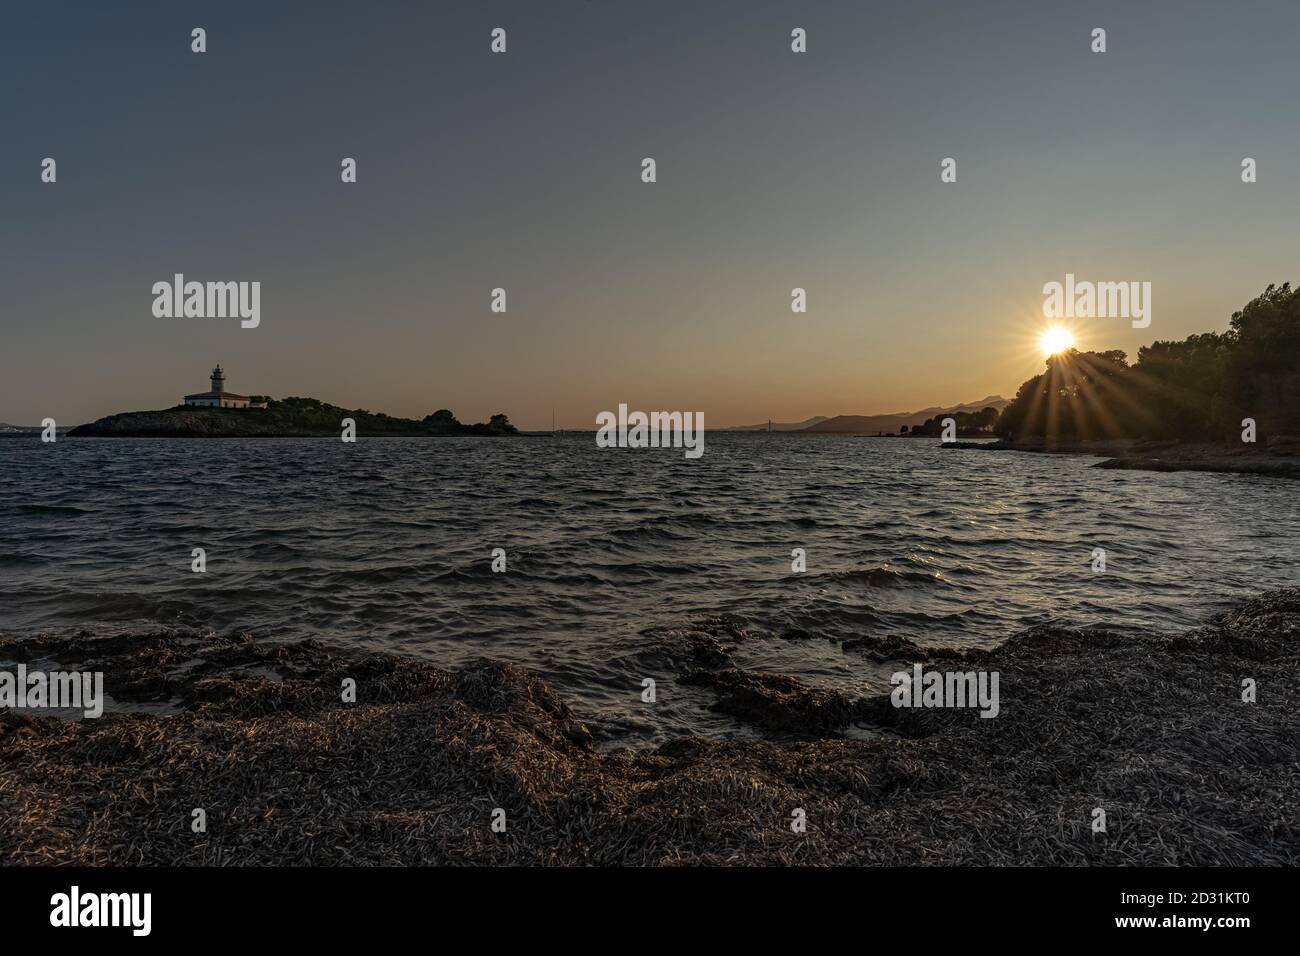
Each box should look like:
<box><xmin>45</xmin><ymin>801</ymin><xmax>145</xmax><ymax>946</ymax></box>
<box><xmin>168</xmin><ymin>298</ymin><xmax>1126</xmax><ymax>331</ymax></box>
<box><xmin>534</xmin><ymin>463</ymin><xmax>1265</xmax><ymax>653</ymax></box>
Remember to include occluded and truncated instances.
<box><xmin>1</xmin><ymin>434</ymin><xmax>1297</xmax><ymax>743</ymax></box>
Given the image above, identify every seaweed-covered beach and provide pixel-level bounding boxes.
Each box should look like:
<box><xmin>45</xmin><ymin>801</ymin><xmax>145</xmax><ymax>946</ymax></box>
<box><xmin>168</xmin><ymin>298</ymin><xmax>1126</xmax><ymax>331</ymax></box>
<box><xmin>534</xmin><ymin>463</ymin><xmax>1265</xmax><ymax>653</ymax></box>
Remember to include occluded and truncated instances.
<box><xmin>2</xmin><ymin>590</ymin><xmax>1297</xmax><ymax>866</ymax></box>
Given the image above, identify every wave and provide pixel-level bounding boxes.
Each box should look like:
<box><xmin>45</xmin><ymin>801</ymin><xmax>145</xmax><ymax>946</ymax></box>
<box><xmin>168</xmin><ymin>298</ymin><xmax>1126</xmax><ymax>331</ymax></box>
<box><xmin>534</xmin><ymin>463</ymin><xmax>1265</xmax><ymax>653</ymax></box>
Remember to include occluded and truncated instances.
<box><xmin>11</xmin><ymin>503</ymin><xmax>92</xmax><ymax>516</ymax></box>
<box><xmin>821</xmin><ymin>565</ymin><xmax>944</xmax><ymax>587</ymax></box>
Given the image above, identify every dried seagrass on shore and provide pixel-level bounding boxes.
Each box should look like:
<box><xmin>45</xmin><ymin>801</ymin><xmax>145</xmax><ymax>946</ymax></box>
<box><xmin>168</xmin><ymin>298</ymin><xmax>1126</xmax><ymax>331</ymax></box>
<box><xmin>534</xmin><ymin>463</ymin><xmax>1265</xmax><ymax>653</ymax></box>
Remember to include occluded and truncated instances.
<box><xmin>1</xmin><ymin>590</ymin><xmax>1297</xmax><ymax>866</ymax></box>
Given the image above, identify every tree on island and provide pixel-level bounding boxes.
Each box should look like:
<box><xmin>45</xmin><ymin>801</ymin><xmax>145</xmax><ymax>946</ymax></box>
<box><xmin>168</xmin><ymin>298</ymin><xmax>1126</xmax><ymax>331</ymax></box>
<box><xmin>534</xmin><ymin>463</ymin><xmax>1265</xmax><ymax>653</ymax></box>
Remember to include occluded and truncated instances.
<box><xmin>910</xmin><ymin>404</ymin><xmax>1001</xmax><ymax>437</ymax></box>
<box><xmin>422</xmin><ymin>408</ymin><xmax>519</xmax><ymax>435</ymax></box>
<box><xmin>485</xmin><ymin>413</ymin><xmax>517</xmax><ymax>434</ymax></box>
<box><xmin>422</xmin><ymin>409</ymin><xmax>463</xmax><ymax>433</ymax></box>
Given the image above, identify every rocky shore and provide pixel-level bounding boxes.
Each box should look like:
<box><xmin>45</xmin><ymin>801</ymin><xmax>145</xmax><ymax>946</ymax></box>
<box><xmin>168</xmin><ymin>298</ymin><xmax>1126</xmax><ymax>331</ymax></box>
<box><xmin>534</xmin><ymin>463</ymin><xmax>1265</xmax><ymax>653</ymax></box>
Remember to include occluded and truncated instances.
<box><xmin>2</xmin><ymin>590</ymin><xmax>1298</xmax><ymax>865</ymax></box>
<box><xmin>67</xmin><ymin>399</ymin><xmax>520</xmax><ymax>438</ymax></box>
<box><xmin>943</xmin><ymin>437</ymin><xmax>1300</xmax><ymax>478</ymax></box>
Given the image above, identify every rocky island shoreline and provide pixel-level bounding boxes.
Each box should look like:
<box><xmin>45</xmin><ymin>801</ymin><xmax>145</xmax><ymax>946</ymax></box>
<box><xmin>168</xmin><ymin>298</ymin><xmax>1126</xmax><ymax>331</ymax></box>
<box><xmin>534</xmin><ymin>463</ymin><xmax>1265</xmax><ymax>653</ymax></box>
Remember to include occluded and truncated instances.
<box><xmin>942</xmin><ymin>437</ymin><xmax>1300</xmax><ymax>479</ymax></box>
<box><xmin>67</xmin><ymin>399</ymin><xmax>520</xmax><ymax>439</ymax></box>
<box><xmin>2</xmin><ymin>590</ymin><xmax>1297</xmax><ymax>865</ymax></box>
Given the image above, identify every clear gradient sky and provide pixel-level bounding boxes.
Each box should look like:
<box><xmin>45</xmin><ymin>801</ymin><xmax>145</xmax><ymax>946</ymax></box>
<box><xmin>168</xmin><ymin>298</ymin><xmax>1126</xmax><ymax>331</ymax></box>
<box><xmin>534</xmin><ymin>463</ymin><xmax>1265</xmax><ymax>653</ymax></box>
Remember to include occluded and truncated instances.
<box><xmin>3</xmin><ymin>0</ymin><xmax>1298</xmax><ymax>429</ymax></box>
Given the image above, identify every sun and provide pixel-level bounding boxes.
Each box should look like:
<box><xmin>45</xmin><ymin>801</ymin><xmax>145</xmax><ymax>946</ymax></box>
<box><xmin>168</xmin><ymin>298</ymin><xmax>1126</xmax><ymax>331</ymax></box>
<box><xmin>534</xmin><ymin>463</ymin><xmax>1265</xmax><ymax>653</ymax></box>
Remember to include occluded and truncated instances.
<box><xmin>1040</xmin><ymin>326</ymin><xmax>1075</xmax><ymax>356</ymax></box>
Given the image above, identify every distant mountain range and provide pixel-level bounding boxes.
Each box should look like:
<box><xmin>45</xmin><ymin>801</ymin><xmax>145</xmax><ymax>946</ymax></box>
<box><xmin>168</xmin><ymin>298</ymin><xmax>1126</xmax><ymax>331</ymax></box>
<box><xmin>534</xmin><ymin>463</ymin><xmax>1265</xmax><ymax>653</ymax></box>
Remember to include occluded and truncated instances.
<box><xmin>729</xmin><ymin>396</ymin><xmax>1009</xmax><ymax>434</ymax></box>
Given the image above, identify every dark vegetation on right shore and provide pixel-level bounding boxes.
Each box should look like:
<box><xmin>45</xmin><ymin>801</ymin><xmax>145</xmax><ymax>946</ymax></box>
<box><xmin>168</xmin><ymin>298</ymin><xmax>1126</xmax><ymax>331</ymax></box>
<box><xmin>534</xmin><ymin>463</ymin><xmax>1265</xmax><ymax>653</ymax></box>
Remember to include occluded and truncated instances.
<box><xmin>935</xmin><ymin>284</ymin><xmax>1300</xmax><ymax>476</ymax></box>
<box><xmin>68</xmin><ymin>398</ymin><xmax>519</xmax><ymax>438</ymax></box>
<box><xmin>3</xmin><ymin>590</ymin><xmax>1296</xmax><ymax>865</ymax></box>
<box><xmin>997</xmin><ymin>283</ymin><xmax>1300</xmax><ymax>444</ymax></box>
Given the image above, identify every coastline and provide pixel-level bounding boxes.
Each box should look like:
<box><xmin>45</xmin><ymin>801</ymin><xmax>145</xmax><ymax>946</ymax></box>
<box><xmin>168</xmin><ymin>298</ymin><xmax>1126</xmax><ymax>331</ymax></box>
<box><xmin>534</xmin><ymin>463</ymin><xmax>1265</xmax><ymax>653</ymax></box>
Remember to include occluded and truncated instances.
<box><xmin>2</xmin><ymin>590</ymin><xmax>1297</xmax><ymax>865</ymax></box>
<box><xmin>941</xmin><ymin>438</ymin><xmax>1300</xmax><ymax>479</ymax></box>
<box><xmin>64</xmin><ymin>402</ymin><xmax>522</xmax><ymax>439</ymax></box>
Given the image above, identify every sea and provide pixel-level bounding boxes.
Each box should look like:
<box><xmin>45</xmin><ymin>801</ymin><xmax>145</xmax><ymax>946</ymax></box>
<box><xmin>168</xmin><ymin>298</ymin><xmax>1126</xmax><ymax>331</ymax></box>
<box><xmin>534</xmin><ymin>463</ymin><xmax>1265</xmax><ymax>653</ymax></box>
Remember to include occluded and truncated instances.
<box><xmin>1</xmin><ymin>433</ymin><xmax>1296</xmax><ymax>744</ymax></box>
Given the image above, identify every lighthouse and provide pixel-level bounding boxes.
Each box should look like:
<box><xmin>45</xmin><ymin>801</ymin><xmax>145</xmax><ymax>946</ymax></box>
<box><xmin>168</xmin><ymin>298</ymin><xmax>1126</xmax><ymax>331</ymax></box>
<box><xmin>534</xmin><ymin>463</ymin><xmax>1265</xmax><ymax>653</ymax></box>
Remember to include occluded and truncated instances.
<box><xmin>182</xmin><ymin>364</ymin><xmax>265</xmax><ymax>408</ymax></box>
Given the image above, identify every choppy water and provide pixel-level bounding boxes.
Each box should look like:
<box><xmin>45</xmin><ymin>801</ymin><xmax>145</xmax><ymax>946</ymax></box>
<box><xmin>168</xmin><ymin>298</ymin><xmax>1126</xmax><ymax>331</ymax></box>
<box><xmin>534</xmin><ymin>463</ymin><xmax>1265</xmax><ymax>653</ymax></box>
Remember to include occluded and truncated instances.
<box><xmin>1</xmin><ymin>434</ymin><xmax>1296</xmax><ymax>743</ymax></box>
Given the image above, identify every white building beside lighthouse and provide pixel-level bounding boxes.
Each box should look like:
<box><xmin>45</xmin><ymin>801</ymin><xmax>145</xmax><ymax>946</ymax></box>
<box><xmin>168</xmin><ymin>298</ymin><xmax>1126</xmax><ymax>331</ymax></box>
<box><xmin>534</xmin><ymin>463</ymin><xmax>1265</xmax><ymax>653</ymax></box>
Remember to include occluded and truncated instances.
<box><xmin>183</xmin><ymin>365</ymin><xmax>265</xmax><ymax>408</ymax></box>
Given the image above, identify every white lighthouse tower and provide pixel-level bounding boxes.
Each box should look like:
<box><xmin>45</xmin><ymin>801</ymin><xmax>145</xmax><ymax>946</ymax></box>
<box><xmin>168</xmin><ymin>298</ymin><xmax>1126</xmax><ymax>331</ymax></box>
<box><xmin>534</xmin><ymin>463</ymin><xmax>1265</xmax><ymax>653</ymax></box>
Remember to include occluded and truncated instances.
<box><xmin>183</xmin><ymin>364</ymin><xmax>264</xmax><ymax>408</ymax></box>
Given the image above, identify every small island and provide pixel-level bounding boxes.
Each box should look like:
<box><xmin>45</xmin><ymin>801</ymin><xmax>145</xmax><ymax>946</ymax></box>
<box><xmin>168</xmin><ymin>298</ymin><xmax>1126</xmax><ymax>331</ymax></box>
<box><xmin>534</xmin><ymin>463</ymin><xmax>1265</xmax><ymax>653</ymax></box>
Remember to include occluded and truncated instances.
<box><xmin>67</xmin><ymin>364</ymin><xmax>520</xmax><ymax>438</ymax></box>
